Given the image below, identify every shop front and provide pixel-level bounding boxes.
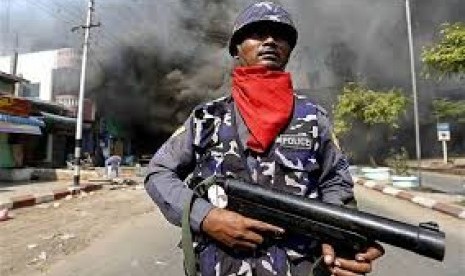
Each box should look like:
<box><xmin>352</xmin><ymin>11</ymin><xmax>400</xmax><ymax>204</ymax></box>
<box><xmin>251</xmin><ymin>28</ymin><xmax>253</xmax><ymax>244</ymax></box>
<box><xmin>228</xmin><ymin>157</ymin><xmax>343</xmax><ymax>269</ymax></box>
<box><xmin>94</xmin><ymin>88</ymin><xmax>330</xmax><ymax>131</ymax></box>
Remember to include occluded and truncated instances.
<box><xmin>0</xmin><ymin>96</ymin><xmax>45</xmax><ymax>168</ymax></box>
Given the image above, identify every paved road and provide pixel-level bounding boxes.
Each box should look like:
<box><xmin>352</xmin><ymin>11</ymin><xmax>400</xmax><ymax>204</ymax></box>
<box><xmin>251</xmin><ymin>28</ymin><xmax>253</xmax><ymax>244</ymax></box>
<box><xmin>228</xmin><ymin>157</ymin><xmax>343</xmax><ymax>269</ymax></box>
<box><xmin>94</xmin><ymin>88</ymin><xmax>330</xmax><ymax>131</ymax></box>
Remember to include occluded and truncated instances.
<box><xmin>37</xmin><ymin>186</ymin><xmax>464</xmax><ymax>276</ymax></box>
<box><xmin>419</xmin><ymin>171</ymin><xmax>465</xmax><ymax>195</ymax></box>
<box><xmin>34</xmin><ymin>210</ymin><xmax>184</xmax><ymax>276</ymax></box>
<box><xmin>356</xmin><ymin>186</ymin><xmax>464</xmax><ymax>276</ymax></box>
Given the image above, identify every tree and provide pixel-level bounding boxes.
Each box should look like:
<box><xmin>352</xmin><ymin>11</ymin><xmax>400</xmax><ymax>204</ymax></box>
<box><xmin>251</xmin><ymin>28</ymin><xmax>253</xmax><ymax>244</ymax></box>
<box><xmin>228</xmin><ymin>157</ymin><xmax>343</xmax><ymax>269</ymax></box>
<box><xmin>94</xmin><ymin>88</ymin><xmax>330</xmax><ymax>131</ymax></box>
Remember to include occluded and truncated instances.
<box><xmin>333</xmin><ymin>82</ymin><xmax>408</xmax><ymax>164</ymax></box>
<box><xmin>422</xmin><ymin>22</ymin><xmax>465</xmax><ymax>78</ymax></box>
<box><xmin>432</xmin><ymin>98</ymin><xmax>465</xmax><ymax>123</ymax></box>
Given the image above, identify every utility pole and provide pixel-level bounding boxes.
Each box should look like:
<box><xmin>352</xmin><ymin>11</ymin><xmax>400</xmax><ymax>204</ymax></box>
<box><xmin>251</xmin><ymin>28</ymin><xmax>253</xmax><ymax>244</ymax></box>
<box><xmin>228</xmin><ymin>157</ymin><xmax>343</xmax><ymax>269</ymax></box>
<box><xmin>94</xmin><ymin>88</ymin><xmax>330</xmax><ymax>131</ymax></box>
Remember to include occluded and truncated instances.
<box><xmin>73</xmin><ymin>0</ymin><xmax>99</xmax><ymax>186</ymax></box>
<box><xmin>405</xmin><ymin>0</ymin><xmax>422</xmax><ymax>185</ymax></box>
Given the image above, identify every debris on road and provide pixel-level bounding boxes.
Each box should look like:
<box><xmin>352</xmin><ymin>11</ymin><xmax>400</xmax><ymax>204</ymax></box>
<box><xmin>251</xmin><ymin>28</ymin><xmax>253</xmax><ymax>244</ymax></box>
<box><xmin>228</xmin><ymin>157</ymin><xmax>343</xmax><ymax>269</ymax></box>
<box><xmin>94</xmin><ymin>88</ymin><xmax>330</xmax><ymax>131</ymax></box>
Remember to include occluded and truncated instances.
<box><xmin>36</xmin><ymin>203</ymin><xmax>50</xmax><ymax>209</ymax></box>
<box><xmin>155</xmin><ymin>260</ymin><xmax>167</xmax><ymax>266</ymax></box>
<box><xmin>111</xmin><ymin>177</ymin><xmax>139</xmax><ymax>186</ymax></box>
<box><xmin>29</xmin><ymin>251</ymin><xmax>47</xmax><ymax>265</ymax></box>
<box><xmin>38</xmin><ymin>251</ymin><xmax>47</xmax><ymax>261</ymax></box>
<box><xmin>41</xmin><ymin>233</ymin><xmax>56</xmax><ymax>240</ymax></box>
<box><xmin>53</xmin><ymin>202</ymin><xmax>61</xmax><ymax>208</ymax></box>
<box><xmin>59</xmin><ymin>233</ymin><xmax>76</xmax><ymax>241</ymax></box>
<box><xmin>65</xmin><ymin>195</ymin><xmax>73</xmax><ymax>201</ymax></box>
<box><xmin>27</xmin><ymin>244</ymin><xmax>38</xmax><ymax>250</ymax></box>
<box><xmin>1</xmin><ymin>183</ymin><xmax>151</xmax><ymax>276</ymax></box>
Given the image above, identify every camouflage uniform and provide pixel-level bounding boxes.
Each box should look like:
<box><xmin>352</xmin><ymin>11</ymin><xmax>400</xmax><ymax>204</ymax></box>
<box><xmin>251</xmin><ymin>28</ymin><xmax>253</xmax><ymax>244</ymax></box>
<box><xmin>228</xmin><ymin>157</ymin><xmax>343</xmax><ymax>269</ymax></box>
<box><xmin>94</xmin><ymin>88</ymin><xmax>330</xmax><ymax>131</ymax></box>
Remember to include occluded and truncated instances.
<box><xmin>145</xmin><ymin>94</ymin><xmax>354</xmax><ymax>276</ymax></box>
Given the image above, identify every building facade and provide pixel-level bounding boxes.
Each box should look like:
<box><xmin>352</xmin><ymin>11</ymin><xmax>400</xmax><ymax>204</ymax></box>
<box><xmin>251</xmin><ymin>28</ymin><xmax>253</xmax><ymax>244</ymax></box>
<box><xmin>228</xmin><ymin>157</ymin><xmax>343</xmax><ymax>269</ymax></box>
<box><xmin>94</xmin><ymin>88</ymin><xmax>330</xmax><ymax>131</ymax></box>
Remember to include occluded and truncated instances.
<box><xmin>0</xmin><ymin>73</ymin><xmax>45</xmax><ymax>168</ymax></box>
<box><xmin>0</xmin><ymin>48</ymin><xmax>98</xmax><ymax>168</ymax></box>
<box><xmin>0</xmin><ymin>48</ymin><xmax>80</xmax><ymax>101</ymax></box>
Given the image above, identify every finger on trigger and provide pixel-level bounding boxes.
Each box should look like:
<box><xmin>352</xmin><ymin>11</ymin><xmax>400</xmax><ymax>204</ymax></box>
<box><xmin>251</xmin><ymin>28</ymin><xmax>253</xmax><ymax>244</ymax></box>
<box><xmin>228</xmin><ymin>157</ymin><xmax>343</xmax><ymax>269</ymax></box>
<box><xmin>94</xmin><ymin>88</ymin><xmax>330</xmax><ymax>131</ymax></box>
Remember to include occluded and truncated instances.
<box><xmin>321</xmin><ymin>243</ymin><xmax>335</xmax><ymax>265</ymax></box>
<box><xmin>248</xmin><ymin>219</ymin><xmax>284</xmax><ymax>234</ymax></box>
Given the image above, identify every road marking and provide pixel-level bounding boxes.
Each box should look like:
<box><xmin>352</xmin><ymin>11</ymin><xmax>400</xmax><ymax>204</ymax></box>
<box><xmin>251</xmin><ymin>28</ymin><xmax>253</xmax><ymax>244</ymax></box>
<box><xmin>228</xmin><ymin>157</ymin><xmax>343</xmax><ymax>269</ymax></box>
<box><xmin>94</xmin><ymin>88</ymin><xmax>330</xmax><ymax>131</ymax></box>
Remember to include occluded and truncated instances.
<box><xmin>35</xmin><ymin>193</ymin><xmax>55</xmax><ymax>204</ymax></box>
<box><xmin>383</xmin><ymin>187</ymin><xmax>400</xmax><ymax>196</ymax></box>
<box><xmin>67</xmin><ymin>186</ymin><xmax>80</xmax><ymax>194</ymax></box>
<box><xmin>364</xmin><ymin>180</ymin><xmax>377</xmax><ymax>188</ymax></box>
<box><xmin>411</xmin><ymin>196</ymin><xmax>437</xmax><ymax>208</ymax></box>
<box><xmin>0</xmin><ymin>200</ymin><xmax>13</xmax><ymax>209</ymax></box>
<box><xmin>459</xmin><ymin>210</ymin><xmax>465</xmax><ymax>219</ymax></box>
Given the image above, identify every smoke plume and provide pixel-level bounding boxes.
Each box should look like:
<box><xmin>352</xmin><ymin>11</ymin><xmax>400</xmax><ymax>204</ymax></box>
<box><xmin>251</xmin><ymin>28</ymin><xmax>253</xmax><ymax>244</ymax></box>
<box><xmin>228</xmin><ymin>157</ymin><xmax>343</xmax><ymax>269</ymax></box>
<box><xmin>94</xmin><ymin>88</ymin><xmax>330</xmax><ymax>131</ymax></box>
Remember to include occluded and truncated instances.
<box><xmin>2</xmin><ymin>0</ymin><xmax>465</xmax><ymax>155</ymax></box>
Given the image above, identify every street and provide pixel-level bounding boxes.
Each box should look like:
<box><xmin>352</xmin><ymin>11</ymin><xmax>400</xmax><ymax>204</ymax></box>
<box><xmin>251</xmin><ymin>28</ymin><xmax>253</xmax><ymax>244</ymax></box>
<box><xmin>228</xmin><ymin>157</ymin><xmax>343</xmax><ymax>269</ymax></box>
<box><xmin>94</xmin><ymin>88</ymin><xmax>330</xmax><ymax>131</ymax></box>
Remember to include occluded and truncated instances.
<box><xmin>14</xmin><ymin>185</ymin><xmax>462</xmax><ymax>276</ymax></box>
<box><xmin>357</xmin><ymin>186</ymin><xmax>465</xmax><ymax>276</ymax></box>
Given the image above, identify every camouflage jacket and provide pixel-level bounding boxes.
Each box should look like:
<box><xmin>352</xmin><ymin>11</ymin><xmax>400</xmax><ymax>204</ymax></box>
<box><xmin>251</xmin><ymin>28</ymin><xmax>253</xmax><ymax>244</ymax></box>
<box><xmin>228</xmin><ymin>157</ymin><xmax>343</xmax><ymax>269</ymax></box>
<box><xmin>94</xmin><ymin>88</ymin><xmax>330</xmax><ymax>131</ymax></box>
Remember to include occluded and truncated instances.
<box><xmin>145</xmin><ymin>95</ymin><xmax>354</xmax><ymax>275</ymax></box>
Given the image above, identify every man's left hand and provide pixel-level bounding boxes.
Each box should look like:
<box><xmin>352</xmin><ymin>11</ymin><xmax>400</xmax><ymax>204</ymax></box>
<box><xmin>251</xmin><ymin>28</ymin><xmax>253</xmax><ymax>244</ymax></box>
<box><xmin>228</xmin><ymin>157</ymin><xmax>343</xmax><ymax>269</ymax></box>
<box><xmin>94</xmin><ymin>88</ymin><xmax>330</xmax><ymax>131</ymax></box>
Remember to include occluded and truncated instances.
<box><xmin>322</xmin><ymin>243</ymin><xmax>384</xmax><ymax>276</ymax></box>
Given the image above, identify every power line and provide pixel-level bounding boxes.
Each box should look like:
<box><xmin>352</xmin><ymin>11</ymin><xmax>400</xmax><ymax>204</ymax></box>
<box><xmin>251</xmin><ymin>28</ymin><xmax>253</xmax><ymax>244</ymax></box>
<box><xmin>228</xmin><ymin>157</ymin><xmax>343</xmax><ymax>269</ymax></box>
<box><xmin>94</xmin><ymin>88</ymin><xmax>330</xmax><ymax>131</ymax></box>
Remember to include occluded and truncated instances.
<box><xmin>31</xmin><ymin>0</ymin><xmax>84</xmax><ymax>21</ymax></box>
<box><xmin>22</xmin><ymin>0</ymin><xmax>79</xmax><ymax>26</ymax></box>
<box><xmin>20</xmin><ymin>0</ymin><xmax>125</xmax><ymax>49</ymax></box>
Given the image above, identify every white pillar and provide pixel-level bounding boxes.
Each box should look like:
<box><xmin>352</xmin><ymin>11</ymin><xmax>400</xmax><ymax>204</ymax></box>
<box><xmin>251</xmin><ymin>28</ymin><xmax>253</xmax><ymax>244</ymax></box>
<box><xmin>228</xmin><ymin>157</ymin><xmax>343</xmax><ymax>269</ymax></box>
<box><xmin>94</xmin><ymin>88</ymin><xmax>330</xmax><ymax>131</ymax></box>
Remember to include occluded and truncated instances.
<box><xmin>442</xmin><ymin>140</ymin><xmax>448</xmax><ymax>164</ymax></box>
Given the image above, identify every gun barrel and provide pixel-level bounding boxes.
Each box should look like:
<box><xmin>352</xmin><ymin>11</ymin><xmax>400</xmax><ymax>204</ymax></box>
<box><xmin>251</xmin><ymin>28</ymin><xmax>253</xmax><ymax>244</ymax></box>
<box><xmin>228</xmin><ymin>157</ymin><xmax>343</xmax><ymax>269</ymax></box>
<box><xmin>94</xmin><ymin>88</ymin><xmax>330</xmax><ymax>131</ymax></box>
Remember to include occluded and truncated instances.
<box><xmin>223</xmin><ymin>179</ymin><xmax>445</xmax><ymax>261</ymax></box>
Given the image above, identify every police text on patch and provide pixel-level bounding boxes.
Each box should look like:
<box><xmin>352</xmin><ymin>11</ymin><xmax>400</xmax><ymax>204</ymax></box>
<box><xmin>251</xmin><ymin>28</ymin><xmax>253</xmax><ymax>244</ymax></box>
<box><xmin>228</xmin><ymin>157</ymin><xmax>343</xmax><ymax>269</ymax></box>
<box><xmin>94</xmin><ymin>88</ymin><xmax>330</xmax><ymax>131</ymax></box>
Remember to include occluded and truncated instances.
<box><xmin>277</xmin><ymin>134</ymin><xmax>314</xmax><ymax>149</ymax></box>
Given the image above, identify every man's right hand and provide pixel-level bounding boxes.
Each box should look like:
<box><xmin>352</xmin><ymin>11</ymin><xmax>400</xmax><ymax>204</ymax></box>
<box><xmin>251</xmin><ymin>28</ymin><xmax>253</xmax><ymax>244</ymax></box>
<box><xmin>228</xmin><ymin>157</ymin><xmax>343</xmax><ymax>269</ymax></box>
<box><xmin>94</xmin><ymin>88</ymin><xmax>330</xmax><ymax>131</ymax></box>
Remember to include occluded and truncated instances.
<box><xmin>201</xmin><ymin>208</ymin><xmax>285</xmax><ymax>250</ymax></box>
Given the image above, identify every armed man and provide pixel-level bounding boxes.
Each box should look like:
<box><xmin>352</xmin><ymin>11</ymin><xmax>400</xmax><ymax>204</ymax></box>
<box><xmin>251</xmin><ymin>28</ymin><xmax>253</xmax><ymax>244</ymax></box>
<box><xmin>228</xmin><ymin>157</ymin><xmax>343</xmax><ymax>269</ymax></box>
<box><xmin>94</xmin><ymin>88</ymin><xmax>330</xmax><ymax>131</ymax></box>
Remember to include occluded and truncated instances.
<box><xmin>145</xmin><ymin>2</ymin><xmax>384</xmax><ymax>275</ymax></box>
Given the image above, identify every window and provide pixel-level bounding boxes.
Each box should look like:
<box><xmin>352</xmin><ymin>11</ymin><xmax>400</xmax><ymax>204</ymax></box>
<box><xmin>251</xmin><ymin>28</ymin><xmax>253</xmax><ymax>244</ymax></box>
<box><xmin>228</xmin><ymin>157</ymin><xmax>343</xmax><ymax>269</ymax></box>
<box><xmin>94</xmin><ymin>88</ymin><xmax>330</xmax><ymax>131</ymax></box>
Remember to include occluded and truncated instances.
<box><xmin>20</xmin><ymin>82</ymin><xmax>40</xmax><ymax>98</ymax></box>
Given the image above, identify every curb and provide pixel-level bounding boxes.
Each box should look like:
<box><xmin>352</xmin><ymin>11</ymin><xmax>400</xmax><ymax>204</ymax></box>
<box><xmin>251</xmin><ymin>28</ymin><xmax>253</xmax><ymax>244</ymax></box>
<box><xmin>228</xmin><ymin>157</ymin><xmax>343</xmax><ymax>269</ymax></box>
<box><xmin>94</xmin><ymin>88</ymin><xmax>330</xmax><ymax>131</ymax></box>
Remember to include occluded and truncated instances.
<box><xmin>0</xmin><ymin>183</ymin><xmax>103</xmax><ymax>211</ymax></box>
<box><xmin>353</xmin><ymin>177</ymin><xmax>465</xmax><ymax>220</ymax></box>
<box><xmin>408</xmin><ymin>166</ymin><xmax>465</xmax><ymax>177</ymax></box>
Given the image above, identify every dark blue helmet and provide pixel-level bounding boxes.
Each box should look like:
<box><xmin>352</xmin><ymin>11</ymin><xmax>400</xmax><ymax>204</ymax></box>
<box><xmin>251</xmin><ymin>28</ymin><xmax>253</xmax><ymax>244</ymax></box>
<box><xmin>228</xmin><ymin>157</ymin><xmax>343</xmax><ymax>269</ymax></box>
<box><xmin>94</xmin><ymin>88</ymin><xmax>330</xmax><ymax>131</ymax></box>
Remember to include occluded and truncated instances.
<box><xmin>229</xmin><ymin>1</ymin><xmax>298</xmax><ymax>56</ymax></box>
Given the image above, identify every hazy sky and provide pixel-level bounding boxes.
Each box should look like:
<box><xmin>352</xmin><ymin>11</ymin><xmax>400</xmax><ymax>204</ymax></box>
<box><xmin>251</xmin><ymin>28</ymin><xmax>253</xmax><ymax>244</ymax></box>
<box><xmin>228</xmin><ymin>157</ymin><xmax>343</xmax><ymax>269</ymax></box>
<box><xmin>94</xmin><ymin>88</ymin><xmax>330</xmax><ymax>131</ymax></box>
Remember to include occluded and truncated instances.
<box><xmin>2</xmin><ymin>0</ymin><xmax>463</xmax><ymax>88</ymax></box>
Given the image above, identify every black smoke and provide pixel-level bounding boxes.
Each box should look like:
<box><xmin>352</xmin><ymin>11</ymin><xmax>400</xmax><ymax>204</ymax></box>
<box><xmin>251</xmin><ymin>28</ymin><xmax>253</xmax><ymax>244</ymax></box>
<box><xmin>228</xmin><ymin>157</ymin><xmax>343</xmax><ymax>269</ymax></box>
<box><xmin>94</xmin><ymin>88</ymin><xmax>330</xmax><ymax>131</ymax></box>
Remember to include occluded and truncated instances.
<box><xmin>3</xmin><ymin>0</ymin><xmax>465</xmax><ymax>157</ymax></box>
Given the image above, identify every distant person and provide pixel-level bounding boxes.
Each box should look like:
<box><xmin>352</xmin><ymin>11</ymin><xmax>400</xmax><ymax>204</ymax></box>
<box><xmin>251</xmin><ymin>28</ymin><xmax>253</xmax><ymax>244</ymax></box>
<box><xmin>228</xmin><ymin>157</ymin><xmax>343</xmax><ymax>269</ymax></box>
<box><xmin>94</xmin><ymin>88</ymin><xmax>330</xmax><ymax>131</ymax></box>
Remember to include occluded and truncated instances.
<box><xmin>105</xmin><ymin>155</ymin><xmax>121</xmax><ymax>178</ymax></box>
<box><xmin>83</xmin><ymin>152</ymin><xmax>93</xmax><ymax>167</ymax></box>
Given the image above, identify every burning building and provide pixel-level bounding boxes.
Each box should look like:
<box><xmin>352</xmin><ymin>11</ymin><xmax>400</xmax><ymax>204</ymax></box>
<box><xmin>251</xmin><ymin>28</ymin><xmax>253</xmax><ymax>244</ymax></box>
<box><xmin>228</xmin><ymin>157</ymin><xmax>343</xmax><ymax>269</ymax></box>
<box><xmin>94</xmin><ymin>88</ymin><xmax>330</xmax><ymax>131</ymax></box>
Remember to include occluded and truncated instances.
<box><xmin>2</xmin><ymin>0</ymin><xmax>465</xmax><ymax>161</ymax></box>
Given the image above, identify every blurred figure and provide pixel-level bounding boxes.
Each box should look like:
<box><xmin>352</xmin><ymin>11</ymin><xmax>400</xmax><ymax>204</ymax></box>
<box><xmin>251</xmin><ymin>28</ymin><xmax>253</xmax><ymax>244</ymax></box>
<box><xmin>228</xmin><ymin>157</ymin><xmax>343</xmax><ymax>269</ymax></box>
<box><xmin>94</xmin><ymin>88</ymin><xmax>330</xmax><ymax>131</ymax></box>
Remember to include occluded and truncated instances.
<box><xmin>82</xmin><ymin>152</ymin><xmax>94</xmax><ymax>168</ymax></box>
<box><xmin>105</xmin><ymin>155</ymin><xmax>121</xmax><ymax>179</ymax></box>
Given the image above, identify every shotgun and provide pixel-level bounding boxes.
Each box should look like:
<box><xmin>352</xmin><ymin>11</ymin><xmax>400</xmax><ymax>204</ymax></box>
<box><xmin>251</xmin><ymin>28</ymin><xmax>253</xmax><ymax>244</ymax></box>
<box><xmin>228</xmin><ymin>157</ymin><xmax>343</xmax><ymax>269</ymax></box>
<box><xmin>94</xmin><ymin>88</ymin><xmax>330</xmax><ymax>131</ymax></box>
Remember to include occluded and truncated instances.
<box><xmin>201</xmin><ymin>177</ymin><xmax>446</xmax><ymax>261</ymax></box>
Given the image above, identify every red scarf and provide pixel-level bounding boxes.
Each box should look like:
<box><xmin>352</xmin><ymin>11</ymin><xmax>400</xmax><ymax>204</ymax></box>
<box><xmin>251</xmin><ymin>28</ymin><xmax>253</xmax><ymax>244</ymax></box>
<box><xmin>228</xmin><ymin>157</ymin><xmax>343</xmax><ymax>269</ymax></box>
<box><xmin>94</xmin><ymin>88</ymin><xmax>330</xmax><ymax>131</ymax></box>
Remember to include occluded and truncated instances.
<box><xmin>231</xmin><ymin>66</ymin><xmax>294</xmax><ymax>153</ymax></box>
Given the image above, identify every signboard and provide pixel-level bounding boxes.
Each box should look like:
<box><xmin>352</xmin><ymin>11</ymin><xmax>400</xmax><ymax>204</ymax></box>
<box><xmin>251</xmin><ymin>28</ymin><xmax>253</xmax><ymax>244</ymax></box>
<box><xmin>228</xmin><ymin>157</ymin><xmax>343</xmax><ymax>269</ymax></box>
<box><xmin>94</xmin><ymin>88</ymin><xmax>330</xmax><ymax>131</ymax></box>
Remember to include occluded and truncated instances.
<box><xmin>437</xmin><ymin>123</ymin><xmax>450</xmax><ymax>141</ymax></box>
<box><xmin>0</xmin><ymin>96</ymin><xmax>31</xmax><ymax>117</ymax></box>
<box><xmin>55</xmin><ymin>95</ymin><xmax>95</xmax><ymax>122</ymax></box>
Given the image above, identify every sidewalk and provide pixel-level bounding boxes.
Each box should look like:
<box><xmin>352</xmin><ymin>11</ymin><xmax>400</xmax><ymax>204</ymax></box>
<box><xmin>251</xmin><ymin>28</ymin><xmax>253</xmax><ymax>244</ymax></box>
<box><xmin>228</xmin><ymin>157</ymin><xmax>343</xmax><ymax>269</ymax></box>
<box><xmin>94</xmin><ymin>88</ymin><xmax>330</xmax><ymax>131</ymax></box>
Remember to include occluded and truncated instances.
<box><xmin>0</xmin><ymin>166</ymin><xmax>144</xmax><ymax>212</ymax></box>
<box><xmin>353</xmin><ymin>176</ymin><xmax>465</xmax><ymax>220</ymax></box>
<box><xmin>408</xmin><ymin>157</ymin><xmax>465</xmax><ymax>176</ymax></box>
<box><xmin>1</xmin><ymin>180</ymin><xmax>77</xmax><ymax>201</ymax></box>
<box><xmin>0</xmin><ymin>180</ymin><xmax>105</xmax><ymax>210</ymax></box>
